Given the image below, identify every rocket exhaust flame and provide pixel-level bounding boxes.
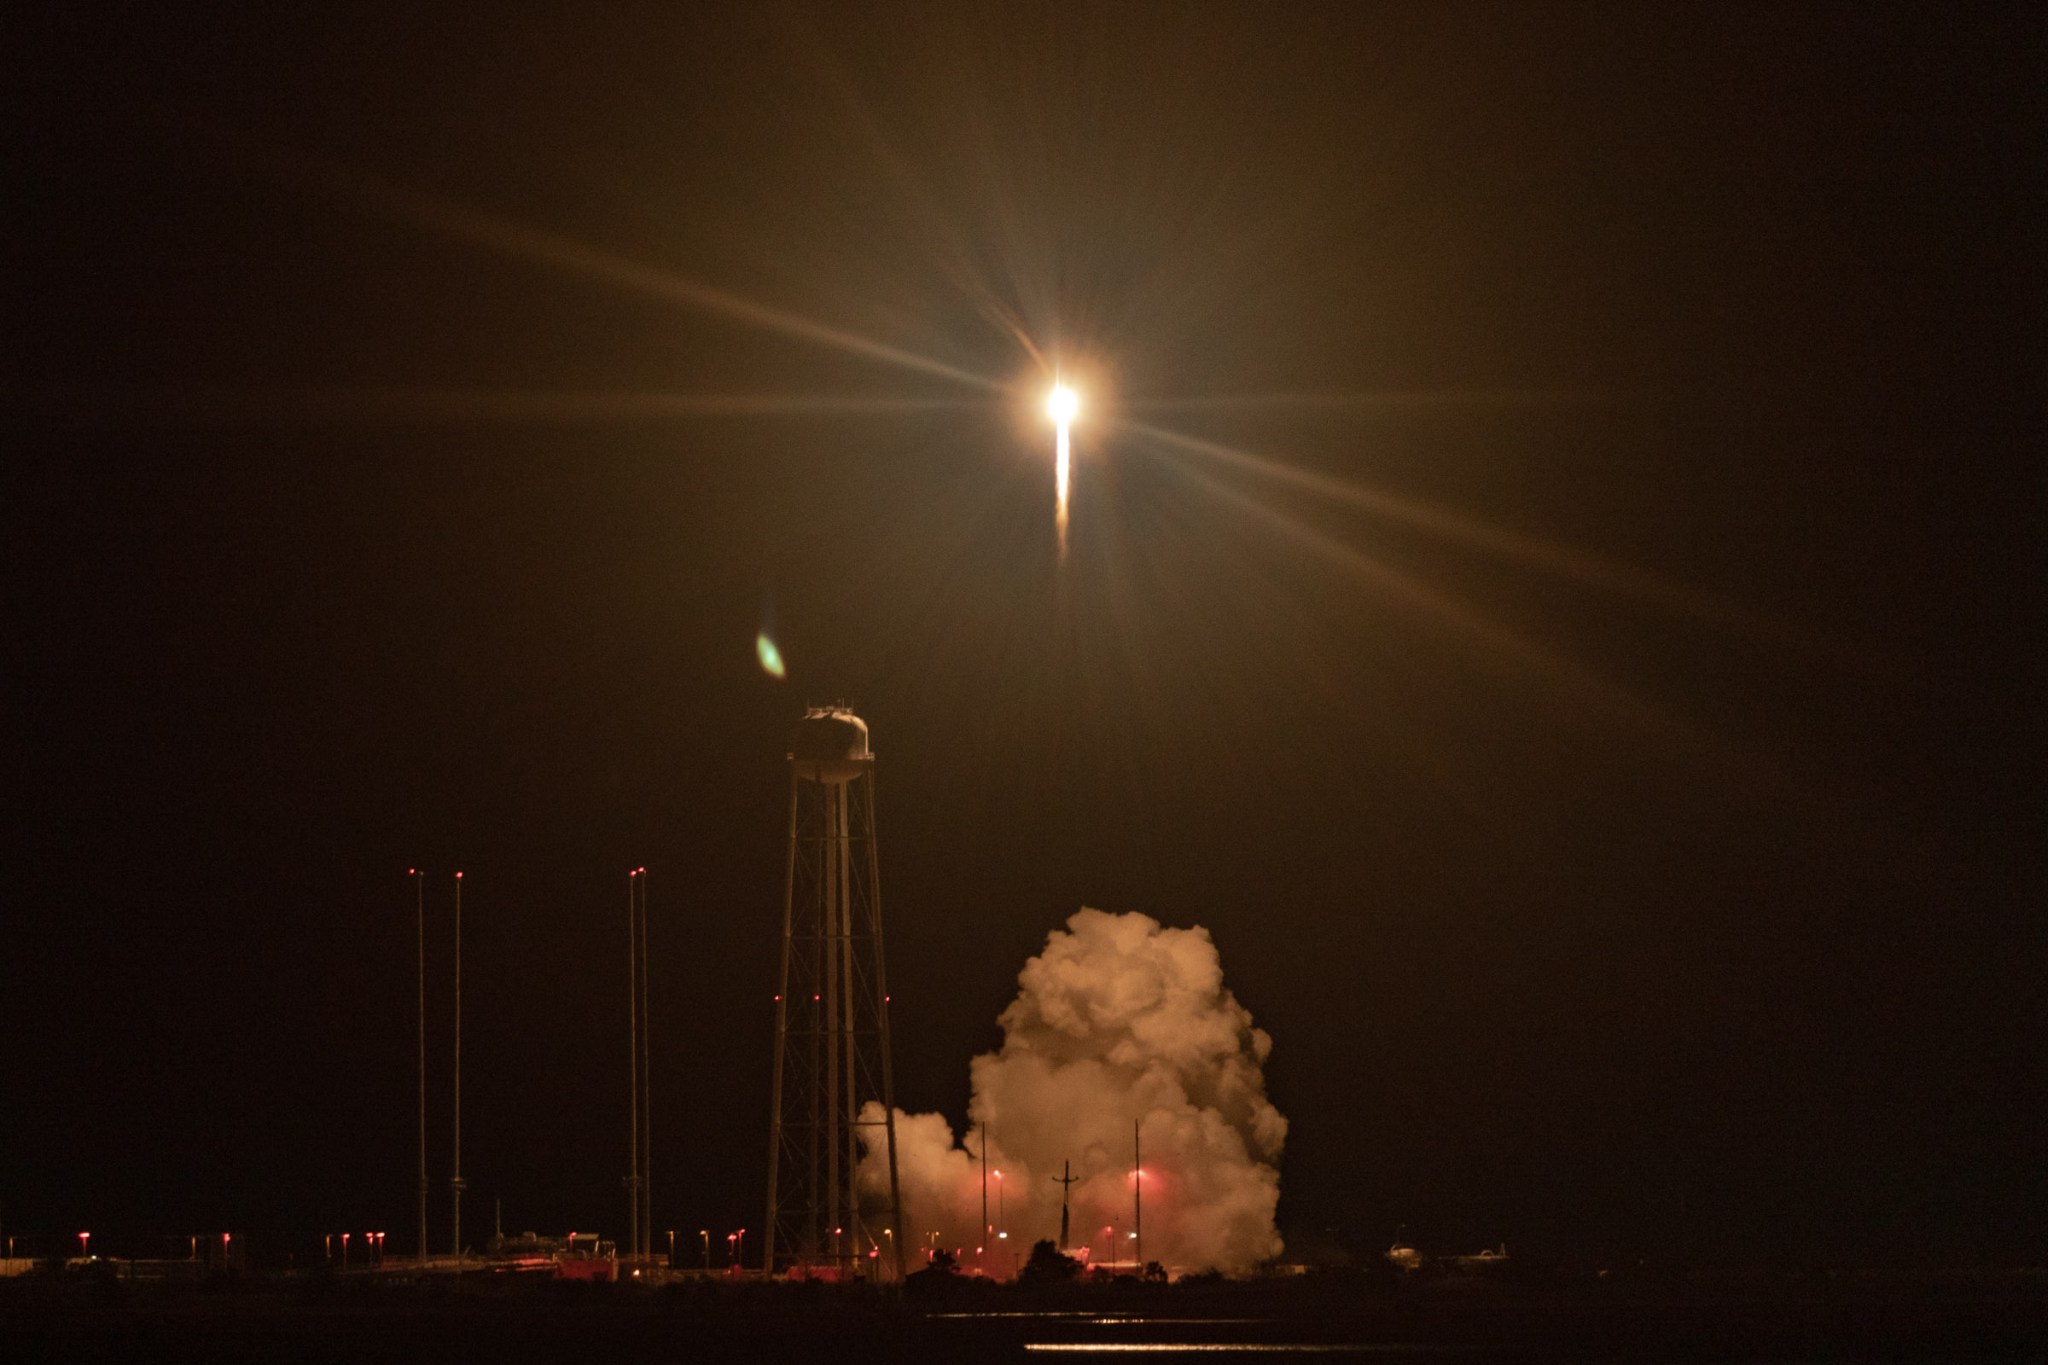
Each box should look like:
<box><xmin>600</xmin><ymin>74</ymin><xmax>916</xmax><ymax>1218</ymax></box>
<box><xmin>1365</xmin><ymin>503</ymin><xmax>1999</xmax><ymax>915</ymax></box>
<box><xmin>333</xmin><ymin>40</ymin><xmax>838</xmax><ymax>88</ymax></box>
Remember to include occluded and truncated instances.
<box><xmin>859</xmin><ymin>909</ymin><xmax>1285</xmax><ymax>1276</ymax></box>
<box><xmin>1056</xmin><ymin>419</ymin><xmax>1071</xmax><ymax>556</ymax></box>
<box><xmin>1047</xmin><ymin>384</ymin><xmax>1078</xmax><ymax>559</ymax></box>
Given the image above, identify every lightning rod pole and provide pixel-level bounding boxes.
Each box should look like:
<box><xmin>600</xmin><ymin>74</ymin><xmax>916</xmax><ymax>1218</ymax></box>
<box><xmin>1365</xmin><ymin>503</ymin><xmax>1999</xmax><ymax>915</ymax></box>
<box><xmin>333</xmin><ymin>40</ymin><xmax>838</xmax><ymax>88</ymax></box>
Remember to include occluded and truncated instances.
<box><xmin>415</xmin><ymin>869</ymin><xmax>427</xmax><ymax>1265</ymax></box>
<box><xmin>451</xmin><ymin>871</ymin><xmax>465</xmax><ymax>1260</ymax></box>
<box><xmin>627</xmin><ymin>869</ymin><xmax>640</xmax><ymax>1261</ymax></box>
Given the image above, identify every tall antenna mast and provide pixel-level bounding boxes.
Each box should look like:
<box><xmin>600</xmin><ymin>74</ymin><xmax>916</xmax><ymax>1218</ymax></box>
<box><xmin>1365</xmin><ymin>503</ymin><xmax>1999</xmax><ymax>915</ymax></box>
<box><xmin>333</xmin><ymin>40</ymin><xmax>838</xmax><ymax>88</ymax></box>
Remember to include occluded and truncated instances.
<box><xmin>413</xmin><ymin>869</ymin><xmax>427</xmax><ymax>1266</ymax></box>
<box><xmin>1134</xmin><ymin>1120</ymin><xmax>1142</xmax><ymax>1273</ymax></box>
<box><xmin>451</xmin><ymin>870</ymin><xmax>465</xmax><ymax>1260</ymax></box>
<box><xmin>639</xmin><ymin>868</ymin><xmax>653</xmax><ymax>1258</ymax></box>
<box><xmin>626</xmin><ymin>868</ymin><xmax>641</xmax><ymax>1261</ymax></box>
<box><xmin>1055</xmin><ymin>1160</ymin><xmax>1079</xmax><ymax>1251</ymax></box>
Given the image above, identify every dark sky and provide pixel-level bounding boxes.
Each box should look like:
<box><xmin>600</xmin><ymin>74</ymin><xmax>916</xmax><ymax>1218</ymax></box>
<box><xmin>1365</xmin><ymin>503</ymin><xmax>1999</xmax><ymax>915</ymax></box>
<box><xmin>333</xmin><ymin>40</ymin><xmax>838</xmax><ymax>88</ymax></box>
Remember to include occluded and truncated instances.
<box><xmin>6</xmin><ymin>3</ymin><xmax>2040</xmax><ymax>1266</ymax></box>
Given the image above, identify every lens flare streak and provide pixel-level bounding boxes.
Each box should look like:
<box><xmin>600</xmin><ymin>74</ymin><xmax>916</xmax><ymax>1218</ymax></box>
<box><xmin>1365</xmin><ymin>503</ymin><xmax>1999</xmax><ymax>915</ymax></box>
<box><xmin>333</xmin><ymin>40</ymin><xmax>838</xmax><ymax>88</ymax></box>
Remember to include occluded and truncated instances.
<box><xmin>1125</xmin><ymin>418</ymin><xmax>1783</xmax><ymax>643</ymax></box>
<box><xmin>236</xmin><ymin>136</ymin><xmax>1000</xmax><ymax>393</ymax></box>
<box><xmin>26</xmin><ymin>388</ymin><xmax>989</xmax><ymax>426</ymax></box>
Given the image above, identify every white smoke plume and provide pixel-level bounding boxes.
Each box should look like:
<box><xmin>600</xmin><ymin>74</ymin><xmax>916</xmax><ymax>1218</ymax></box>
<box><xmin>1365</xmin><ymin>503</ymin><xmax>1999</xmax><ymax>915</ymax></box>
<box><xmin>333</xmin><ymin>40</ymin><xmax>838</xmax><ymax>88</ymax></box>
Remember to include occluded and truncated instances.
<box><xmin>861</xmin><ymin>908</ymin><xmax>1286</xmax><ymax>1275</ymax></box>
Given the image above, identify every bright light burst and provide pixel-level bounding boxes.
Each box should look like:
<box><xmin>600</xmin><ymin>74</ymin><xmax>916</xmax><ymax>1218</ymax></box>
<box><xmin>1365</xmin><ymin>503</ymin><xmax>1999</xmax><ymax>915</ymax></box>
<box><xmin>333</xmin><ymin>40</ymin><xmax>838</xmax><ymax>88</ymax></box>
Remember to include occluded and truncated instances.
<box><xmin>756</xmin><ymin>631</ymin><xmax>786</xmax><ymax>679</ymax></box>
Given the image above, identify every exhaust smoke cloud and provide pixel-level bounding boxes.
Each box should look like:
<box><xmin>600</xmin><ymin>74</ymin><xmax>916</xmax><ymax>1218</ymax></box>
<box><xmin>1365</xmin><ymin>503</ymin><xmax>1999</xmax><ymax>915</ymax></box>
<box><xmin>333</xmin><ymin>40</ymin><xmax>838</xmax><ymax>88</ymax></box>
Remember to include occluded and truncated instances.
<box><xmin>862</xmin><ymin>908</ymin><xmax>1285</xmax><ymax>1274</ymax></box>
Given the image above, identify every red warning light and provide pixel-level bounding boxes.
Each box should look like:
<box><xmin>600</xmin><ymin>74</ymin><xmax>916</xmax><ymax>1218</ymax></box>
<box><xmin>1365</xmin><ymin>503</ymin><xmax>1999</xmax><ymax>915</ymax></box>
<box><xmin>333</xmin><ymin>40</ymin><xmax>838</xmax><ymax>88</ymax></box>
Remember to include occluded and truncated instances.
<box><xmin>455</xmin><ymin>871</ymin><xmax>464</xmax><ymax>879</ymax></box>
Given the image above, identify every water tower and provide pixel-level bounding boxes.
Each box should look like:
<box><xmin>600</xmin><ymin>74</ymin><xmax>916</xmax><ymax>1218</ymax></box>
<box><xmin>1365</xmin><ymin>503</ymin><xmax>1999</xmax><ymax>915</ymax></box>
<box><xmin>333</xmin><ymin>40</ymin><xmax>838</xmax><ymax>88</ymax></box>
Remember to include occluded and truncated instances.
<box><xmin>763</xmin><ymin>705</ymin><xmax>905</xmax><ymax>1279</ymax></box>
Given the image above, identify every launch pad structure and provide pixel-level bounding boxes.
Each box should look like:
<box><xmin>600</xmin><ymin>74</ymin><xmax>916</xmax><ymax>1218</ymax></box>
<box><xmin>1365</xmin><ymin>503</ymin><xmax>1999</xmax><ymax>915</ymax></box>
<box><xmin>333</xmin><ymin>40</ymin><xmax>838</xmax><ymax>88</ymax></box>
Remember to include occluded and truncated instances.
<box><xmin>764</xmin><ymin>706</ymin><xmax>905</xmax><ymax>1280</ymax></box>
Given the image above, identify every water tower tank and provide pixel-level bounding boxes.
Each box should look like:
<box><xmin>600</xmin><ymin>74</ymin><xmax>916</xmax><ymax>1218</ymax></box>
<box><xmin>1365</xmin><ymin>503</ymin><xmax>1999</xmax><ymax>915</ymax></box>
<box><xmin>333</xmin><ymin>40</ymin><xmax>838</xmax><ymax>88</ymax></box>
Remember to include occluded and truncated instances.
<box><xmin>790</xmin><ymin>705</ymin><xmax>871</xmax><ymax>784</ymax></box>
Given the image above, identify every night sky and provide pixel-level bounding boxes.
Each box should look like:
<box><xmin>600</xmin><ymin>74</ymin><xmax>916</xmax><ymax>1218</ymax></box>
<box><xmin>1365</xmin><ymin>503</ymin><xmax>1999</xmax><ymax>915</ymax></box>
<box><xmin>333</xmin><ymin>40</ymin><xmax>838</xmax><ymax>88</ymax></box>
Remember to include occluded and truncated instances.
<box><xmin>7</xmin><ymin>4</ymin><xmax>2040</xmax><ymax>1267</ymax></box>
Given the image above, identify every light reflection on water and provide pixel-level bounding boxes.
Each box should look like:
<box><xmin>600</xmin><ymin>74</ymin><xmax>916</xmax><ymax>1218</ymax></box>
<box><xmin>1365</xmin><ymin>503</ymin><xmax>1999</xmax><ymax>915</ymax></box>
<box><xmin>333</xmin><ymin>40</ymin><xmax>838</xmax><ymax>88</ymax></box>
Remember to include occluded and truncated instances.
<box><xmin>931</xmin><ymin>1314</ymin><xmax>1282</xmax><ymax>1325</ymax></box>
<box><xmin>933</xmin><ymin>1313</ymin><xmax>1272</xmax><ymax>1321</ymax></box>
<box><xmin>932</xmin><ymin>1312</ymin><xmax>1465</xmax><ymax>1356</ymax></box>
<box><xmin>1079</xmin><ymin>1319</ymin><xmax>1276</xmax><ymax>1326</ymax></box>
<box><xmin>1022</xmin><ymin>1347</ymin><xmax>1443</xmax><ymax>1355</ymax></box>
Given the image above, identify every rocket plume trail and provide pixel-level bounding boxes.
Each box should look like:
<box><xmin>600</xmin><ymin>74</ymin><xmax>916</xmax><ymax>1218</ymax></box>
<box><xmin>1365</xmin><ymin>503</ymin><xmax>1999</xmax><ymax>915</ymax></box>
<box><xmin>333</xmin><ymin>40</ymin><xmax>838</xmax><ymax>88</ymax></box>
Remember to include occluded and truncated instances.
<box><xmin>860</xmin><ymin>909</ymin><xmax>1285</xmax><ymax>1275</ymax></box>
<box><xmin>1048</xmin><ymin>384</ymin><xmax>1078</xmax><ymax>558</ymax></box>
<box><xmin>1056</xmin><ymin>420</ymin><xmax>1071</xmax><ymax>552</ymax></box>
